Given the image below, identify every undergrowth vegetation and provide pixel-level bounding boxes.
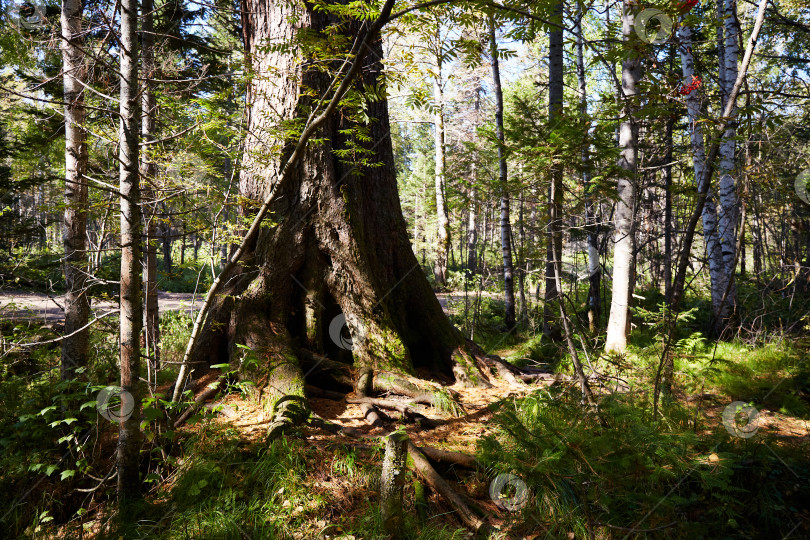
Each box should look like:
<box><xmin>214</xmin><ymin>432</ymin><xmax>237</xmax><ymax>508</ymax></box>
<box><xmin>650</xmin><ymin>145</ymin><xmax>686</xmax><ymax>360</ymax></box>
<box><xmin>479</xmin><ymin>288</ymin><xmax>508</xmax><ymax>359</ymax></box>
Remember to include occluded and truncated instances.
<box><xmin>479</xmin><ymin>387</ymin><xmax>810</xmax><ymax>539</ymax></box>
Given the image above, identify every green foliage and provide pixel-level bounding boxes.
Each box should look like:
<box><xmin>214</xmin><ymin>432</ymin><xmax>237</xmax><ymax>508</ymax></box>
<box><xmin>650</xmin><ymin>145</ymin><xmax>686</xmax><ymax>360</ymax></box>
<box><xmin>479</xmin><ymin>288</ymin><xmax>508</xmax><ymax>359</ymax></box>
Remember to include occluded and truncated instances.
<box><xmin>479</xmin><ymin>387</ymin><xmax>810</xmax><ymax>539</ymax></box>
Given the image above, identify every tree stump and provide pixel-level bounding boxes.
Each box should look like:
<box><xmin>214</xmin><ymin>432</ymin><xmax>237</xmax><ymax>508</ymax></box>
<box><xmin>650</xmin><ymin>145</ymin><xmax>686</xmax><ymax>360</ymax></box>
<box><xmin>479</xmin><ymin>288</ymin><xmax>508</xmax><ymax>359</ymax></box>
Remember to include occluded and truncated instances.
<box><xmin>380</xmin><ymin>431</ymin><xmax>409</xmax><ymax>537</ymax></box>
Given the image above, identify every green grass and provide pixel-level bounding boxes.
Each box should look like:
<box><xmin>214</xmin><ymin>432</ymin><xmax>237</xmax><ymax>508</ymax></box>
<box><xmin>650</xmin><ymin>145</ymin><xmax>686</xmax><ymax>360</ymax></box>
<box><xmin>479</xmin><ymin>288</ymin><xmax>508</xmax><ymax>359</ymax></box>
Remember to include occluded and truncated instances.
<box><xmin>478</xmin><ymin>387</ymin><xmax>810</xmax><ymax>539</ymax></box>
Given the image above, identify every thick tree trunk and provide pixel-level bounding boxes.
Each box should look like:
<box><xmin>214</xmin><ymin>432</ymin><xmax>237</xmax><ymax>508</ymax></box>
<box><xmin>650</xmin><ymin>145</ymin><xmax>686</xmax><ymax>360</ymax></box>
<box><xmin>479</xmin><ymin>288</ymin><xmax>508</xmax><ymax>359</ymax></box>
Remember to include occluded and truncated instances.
<box><xmin>188</xmin><ymin>0</ymin><xmax>491</xmax><ymax>433</ymax></box>
<box><xmin>141</xmin><ymin>0</ymin><xmax>160</xmax><ymax>379</ymax></box>
<box><xmin>60</xmin><ymin>0</ymin><xmax>89</xmax><ymax>380</ymax></box>
<box><xmin>489</xmin><ymin>16</ymin><xmax>516</xmax><ymax>329</ymax></box>
<box><xmin>605</xmin><ymin>0</ymin><xmax>640</xmax><ymax>353</ymax></box>
<box><xmin>117</xmin><ymin>0</ymin><xmax>142</xmax><ymax>508</ymax></box>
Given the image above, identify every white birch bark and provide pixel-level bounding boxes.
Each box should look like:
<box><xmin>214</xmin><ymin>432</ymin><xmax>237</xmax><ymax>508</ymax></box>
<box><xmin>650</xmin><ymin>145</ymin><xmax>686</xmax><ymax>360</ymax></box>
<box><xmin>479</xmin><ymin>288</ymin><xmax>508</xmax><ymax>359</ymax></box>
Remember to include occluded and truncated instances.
<box><xmin>716</xmin><ymin>0</ymin><xmax>740</xmax><ymax>319</ymax></box>
<box><xmin>605</xmin><ymin>0</ymin><xmax>640</xmax><ymax>353</ymax></box>
<box><xmin>678</xmin><ymin>25</ymin><xmax>727</xmax><ymax>317</ymax></box>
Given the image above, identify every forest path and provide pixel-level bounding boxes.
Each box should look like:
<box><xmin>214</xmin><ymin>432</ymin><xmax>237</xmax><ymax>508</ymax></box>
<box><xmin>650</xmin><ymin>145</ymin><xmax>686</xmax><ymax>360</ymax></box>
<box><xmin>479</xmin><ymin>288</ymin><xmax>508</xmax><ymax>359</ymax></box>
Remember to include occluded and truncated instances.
<box><xmin>0</xmin><ymin>290</ymin><xmax>500</xmax><ymax>323</ymax></box>
<box><xmin>0</xmin><ymin>290</ymin><xmax>198</xmax><ymax>322</ymax></box>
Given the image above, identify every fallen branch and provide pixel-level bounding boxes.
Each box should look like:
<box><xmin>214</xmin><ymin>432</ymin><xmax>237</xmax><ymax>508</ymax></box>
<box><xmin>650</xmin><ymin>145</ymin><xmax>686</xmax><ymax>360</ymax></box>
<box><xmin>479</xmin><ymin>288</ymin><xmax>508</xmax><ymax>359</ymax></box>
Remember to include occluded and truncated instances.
<box><xmin>406</xmin><ymin>441</ymin><xmax>491</xmax><ymax>533</ymax></box>
<box><xmin>173</xmin><ymin>375</ymin><xmax>228</xmax><ymax>428</ymax></box>
<box><xmin>418</xmin><ymin>446</ymin><xmax>480</xmax><ymax>470</ymax></box>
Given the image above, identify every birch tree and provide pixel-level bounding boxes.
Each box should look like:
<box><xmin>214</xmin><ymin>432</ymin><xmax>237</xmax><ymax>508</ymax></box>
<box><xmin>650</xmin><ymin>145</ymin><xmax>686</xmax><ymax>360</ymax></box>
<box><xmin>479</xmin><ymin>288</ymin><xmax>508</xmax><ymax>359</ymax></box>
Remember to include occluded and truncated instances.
<box><xmin>605</xmin><ymin>0</ymin><xmax>640</xmax><ymax>353</ymax></box>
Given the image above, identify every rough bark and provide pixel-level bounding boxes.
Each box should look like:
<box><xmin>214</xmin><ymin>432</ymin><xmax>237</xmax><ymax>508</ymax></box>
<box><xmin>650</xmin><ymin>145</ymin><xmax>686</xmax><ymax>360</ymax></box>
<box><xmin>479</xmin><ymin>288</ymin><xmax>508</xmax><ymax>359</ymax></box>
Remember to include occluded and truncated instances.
<box><xmin>489</xmin><ymin>16</ymin><xmax>516</xmax><ymax>329</ymax></box>
<box><xmin>60</xmin><ymin>0</ymin><xmax>89</xmax><ymax>380</ymax></box>
<box><xmin>117</xmin><ymin>0</ymin><xmax>142</xmax><ymax>508</ymax></box>
<box><xmin>380</xmin><ymin>432</ymin><xmax>408</xmax><ymax>537</ymax></box>
<box><xmin>605</xmin><ymin>0</ymin><xmax>640</xmax><ymax>354</ymax></box>
<box><xmin>184</xmin><ymin>0</ymin><xmax>490</xmax><ymax>430</ymax></box>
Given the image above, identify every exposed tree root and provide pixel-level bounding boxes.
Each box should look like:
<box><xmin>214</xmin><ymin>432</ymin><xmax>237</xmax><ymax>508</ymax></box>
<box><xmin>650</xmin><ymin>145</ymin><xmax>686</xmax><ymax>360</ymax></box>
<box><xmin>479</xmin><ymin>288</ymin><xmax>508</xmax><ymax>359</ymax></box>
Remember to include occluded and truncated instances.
<box><xmin>356</xmin><ymin>368</ymin><xmax>389</xmax><ymax>428</ymax></box>
<box><xmin>406</xmin><ymin>441</ymin><xmax>492</xmax><ymax>534</ymax></box>
<box><xmin>346</xmin><ymin>396</ymin><xmax>437</xmax><ymax>429</ymax></box>
<box><xmin>418</xmin><ymin>446</ymin><xmax>480</xmax><ymax>470</ymax></box>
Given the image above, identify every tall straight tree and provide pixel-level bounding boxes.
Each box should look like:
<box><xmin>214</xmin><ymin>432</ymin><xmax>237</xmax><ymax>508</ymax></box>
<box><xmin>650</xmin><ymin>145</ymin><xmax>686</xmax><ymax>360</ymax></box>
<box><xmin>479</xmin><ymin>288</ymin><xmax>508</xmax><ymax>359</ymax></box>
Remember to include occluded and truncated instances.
<box><xmin>678</xmin><ymin>23</ymin><xmax>725</xmax><ymax>314</ymax></box>
<box><xmin>576</xmin><ymin>0</ymin><xmax>601</xmax><ymax>331</ymax></box>
<box><xmin>433</xmin><ymin>22</ymin><xmax>450</xmax><ymax>288</ymax></box>
<box><xmin>605</xmin><ymin>0</ymin><xmax>640</xmax><ymax>353</ymax></box>
<box><xmin>715</xmin><ymin>0</ymin><xmax>740</xmax><ymax>326</ymax></box>
<box><xmin>141</xmin><ymin>0</ymin><xmax>161</xmax><ymax>383</ymax></box>
<box><xmin>489</xmin><ymin>15</ymin><xmax>516</xmax><ymax>329</ymax></box>
<box><xmin>60</xmin><ymin>0</ymin><xmax>89</xmax><ymax>380</ymax></box>
<box><xmin>117</xmin><ymin>0</ymin><xmax>142</xmax><ymax>508</ymax></box>
<box><xmin>543</xmin><ymin>1</ymin><xmax>564</xmax><ymax>337</ymax></box>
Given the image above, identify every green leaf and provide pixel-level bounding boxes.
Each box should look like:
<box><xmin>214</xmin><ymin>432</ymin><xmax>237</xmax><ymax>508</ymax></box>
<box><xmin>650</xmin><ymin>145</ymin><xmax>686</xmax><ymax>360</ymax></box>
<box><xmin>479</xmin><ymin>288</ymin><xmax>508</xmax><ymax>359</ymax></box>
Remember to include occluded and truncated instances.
<box><xmin>60</xmin><ymin>469</ymin><xmax>76</xmax><ymax>481</ymax></box>
<box><xmin>80</xmin><ymin>400</ymin><xmax>97</xmax><ymax>411</ymax></box>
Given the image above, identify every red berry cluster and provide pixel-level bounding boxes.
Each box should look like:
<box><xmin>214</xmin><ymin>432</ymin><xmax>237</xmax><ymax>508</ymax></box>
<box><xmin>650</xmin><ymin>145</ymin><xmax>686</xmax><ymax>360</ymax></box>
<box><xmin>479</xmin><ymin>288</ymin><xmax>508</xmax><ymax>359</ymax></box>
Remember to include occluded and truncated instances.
<box><xmin>677</xmin><ymin>0</ymin><xmax>699</xmax><ymax>12</ymax></box>
<box><xmin>678</xmin><ymin>75</ymin><xmax>702</xmax><ymax>95</ymax></box>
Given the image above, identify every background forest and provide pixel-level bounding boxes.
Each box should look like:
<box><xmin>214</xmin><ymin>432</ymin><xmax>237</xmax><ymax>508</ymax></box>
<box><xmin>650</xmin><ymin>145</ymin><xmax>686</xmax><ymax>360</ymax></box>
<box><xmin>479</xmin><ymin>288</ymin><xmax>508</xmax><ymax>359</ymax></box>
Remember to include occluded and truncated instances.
<box><xmin>1</xmin><ymin>0</ymin><xmax>809</xmax><ymax>537</ymax></box>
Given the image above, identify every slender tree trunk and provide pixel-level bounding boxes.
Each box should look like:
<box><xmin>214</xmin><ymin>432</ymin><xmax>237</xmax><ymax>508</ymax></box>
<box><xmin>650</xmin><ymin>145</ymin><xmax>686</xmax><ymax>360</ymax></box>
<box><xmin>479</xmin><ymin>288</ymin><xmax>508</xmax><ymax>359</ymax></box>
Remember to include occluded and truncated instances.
<box><xmin>679</xmin><ymin>24</ymin><xmax>727</xmax><ymax>322</ymax></box>
<box><xmin>605</xmin><ymin>0</ymin><xmax>640</xmax><ymax>353</ymax></box>
<box><xmin>576</xmin><ymin>0</ymin><xmax>601</xmax><ymax>332</ymax></box>
<box><xmin>162</xmin><ymin>223</ymin><xmax>172</xmax><ymax>273</ymax></box>
<box><xmin>543</xmin><ymin>1</ymin><xmax>564</xmax><ymax>338</ymax></box>
<box><xmin>60</xmin><ymin>0</ymin><xmax>89</xmax><ymax>380</ymax></box>
<box><xmin>117</xmin><ymin>0</ymin><xmax>142</xmax><ymax>509</ymax></box>
<box><xmin>664</xmin><ymin>113</ymin><xmax>674</xmax><ymax>301</ymax></box>
<box><xmin>141</xmin><ymin>0</ymin><xmax>160</xmax><ymax>379</ymax></box>
<box><xmin>715</xmin><ymin>0</ymin><xmax>740</xmax><ymax>328</ymax></box>
<box><xmin>489</xmin><ymin>16</ymin><xmax>516</xmax><ymax>329</ymax></box>
<box><xmin>466</xmin><ymin>185</ymin><xmax>477</xmax><ymax>274</ymax></box>
<box><xmin>433</xmin><ymin>39</ymin><xmax>449</xmax><ymax>288</ymax></box>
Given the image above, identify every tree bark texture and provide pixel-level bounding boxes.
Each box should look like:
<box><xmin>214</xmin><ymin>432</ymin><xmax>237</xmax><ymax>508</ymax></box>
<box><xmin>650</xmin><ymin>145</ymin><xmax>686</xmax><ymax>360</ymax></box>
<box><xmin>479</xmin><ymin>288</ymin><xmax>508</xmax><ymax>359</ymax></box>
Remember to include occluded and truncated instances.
<box><xmin>380</xmin><ymin>431</ymin><xmax>408</xmax><ymax>537</ymax></box>
<box><xmin>187</xmin><ymin>0</ymin><xmax>491</xmax><ymax>433</ymax></box>
<box><xmin>117</xmin><ymin>0</ymin><xmax>142</xmax><ymax>508</ymax></box>
<box><xmin>60</xmin><ymin>0</ymin><xmax>89</xmax><ymax>380</ymax></box>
